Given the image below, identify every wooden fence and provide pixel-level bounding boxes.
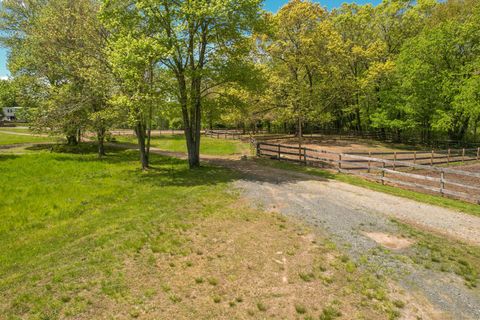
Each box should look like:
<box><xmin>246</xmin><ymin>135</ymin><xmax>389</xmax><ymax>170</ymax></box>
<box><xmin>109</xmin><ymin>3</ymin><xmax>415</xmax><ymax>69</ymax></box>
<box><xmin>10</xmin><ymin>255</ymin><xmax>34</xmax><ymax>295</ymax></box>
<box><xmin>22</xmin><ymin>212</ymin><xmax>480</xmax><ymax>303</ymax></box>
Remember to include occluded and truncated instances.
<box><xmin>204</xmin><ymin>129</ymin><xmax>244</xmax><ymax>140</ymax></box>
<box><xmin>204</xmin><ymin>129</ymin><xmax>295</xmax><ymax>142</ymax></box>
<box><xmin>256</xmin><ymin>141</ymin><xmax>480</xmax><ymax>204</ymax></box>
<box><xmin>346</xmin><ymin>149</ymin><xmax>480</xmax><ymax>167</ymax></box>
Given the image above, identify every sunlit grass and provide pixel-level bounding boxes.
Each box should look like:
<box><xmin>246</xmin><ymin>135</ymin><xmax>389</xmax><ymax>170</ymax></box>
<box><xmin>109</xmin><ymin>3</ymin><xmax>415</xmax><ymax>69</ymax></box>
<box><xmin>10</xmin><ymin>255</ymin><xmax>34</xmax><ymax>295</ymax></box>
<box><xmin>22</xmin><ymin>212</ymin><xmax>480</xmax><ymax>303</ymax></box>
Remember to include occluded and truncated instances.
<box><xmin>0</xmin><ymin>131</ymin><xmax>57</xmax><ymax>145</ymax></box>
<box><xmin>0</xmin><ymin>127</ymin><xmax>32</xmax><ymax>133</ymax></box>
<box><xmin>0</xmin><ymin>148</ymin><xmax>239</xmax><ymax>318</ymax></box>
<box><xmin>115</xmin><ymin>134</ymin><xmax>249</xmax><ymax>156</ymax></box>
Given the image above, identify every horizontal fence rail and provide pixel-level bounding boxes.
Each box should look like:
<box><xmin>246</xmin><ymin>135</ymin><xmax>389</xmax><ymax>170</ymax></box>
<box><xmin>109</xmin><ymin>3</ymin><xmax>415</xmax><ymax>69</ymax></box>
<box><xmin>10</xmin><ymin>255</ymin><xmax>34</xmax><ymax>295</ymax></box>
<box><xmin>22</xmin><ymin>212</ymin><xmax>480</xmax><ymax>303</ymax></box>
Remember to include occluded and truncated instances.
<box><xmin>204</xmin><ymin>129</ymin><xmax>244</xmax><ymax>140</ymax></box>
<box><xmin>256</xmin><ymin>141</ymin><xmax>480</xmax><ymax>204</ymax></box>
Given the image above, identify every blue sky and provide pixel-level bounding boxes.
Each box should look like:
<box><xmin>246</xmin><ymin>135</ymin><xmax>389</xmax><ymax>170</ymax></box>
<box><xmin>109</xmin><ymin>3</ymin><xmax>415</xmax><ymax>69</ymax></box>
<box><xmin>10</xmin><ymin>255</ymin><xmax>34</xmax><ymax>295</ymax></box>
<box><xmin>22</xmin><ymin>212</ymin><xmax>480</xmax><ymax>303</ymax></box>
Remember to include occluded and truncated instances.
<box><xmin>264</xmin><ymin>0</ymin><xmax>380</xmax><ymax>12</ymax></box>
<box><xmin>0</xmin><ymin>0</ymin><xmax>380</xmax><ymax>78</ymax></box>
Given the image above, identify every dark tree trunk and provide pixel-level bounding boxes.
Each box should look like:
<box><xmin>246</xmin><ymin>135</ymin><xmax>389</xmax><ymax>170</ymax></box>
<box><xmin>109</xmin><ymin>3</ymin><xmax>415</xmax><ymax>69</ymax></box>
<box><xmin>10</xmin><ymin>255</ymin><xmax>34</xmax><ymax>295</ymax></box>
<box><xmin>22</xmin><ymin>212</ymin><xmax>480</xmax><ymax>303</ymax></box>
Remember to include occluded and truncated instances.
<box><xmin>97</xmin><ymin>128</ymin><xmax>106</xmax><ymax>157</ymax></box>
<box><xmin>67</xmin><ymin>135</ymin><xmax>78</xmax><ymax>145</ymax></box>
<box><xmin>135</xmin><ymin>122</ymin><xmax>148</xmax><ymax>170</ymax></box>
<box><xmin>355</xmin><ymin>107</ymin><xmax>362</xmax><ymax>133</ymax></box>
<box><xmin>146</xmin><ymin>106</ymin><xmax>153</xmax><ymax>158</ymax></box>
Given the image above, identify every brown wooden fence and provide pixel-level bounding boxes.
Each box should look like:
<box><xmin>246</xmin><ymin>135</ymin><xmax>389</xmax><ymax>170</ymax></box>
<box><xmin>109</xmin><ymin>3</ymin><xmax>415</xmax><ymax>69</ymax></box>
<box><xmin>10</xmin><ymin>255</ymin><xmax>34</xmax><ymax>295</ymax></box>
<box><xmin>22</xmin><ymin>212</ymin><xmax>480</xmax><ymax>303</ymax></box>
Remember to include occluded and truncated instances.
<box><xmin>346</xmin><ymin>148</ymin><xmax>480</xmax><ymax>167</ymax></box>
<box><xmin>256</xmin><ymin>141</ymin><xmax>480</xmax><ymax>204</ymax></box>
<box><xmin>205</xmin><ymin>130</ymin><xmax>295</xmax><ymax>142</ymax></box>
<box><xmin>204</xmin><ymin>129</ymin><xmax>244</xmax><ymax>140</ymax></box>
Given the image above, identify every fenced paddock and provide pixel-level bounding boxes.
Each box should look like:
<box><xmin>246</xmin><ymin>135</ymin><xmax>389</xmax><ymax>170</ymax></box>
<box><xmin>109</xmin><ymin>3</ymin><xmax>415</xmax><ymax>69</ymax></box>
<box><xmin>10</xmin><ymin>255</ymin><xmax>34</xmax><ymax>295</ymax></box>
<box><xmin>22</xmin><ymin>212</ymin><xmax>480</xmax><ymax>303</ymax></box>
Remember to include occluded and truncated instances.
<box><xmin>256</xmin><ymin>141</ymin><xmax>480</xmax><ymax>204</ymax></box>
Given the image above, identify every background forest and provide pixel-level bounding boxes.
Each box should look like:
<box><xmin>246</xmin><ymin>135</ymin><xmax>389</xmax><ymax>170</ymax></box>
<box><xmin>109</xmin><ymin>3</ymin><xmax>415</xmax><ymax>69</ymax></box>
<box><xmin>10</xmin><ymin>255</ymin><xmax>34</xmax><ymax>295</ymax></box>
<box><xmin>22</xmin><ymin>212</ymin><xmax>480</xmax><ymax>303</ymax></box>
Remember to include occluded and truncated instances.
<box><xmin>0</xmin><ymin>0</ymin><xmax>479</xmax><ymax>167</ymax></box>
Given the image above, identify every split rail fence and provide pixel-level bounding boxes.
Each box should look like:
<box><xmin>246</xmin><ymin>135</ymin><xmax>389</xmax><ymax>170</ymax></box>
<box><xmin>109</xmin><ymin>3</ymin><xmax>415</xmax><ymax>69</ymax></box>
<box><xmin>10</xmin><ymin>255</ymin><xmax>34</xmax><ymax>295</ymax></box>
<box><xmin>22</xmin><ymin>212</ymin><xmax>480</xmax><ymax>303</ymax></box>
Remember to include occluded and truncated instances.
<box><xmin>204</xmin><ymin>129</ymin><xmax>295</xmax><ymax>142</ymax></box>
<box><xmin>256</xmin><ymin>141</ymin><xmax>480</xmax><ymax>204</ymax></box>
<box><xmin>204</xmin><ymin>129</ymin><xmax>244</xmax><ymax>140</ymax></box>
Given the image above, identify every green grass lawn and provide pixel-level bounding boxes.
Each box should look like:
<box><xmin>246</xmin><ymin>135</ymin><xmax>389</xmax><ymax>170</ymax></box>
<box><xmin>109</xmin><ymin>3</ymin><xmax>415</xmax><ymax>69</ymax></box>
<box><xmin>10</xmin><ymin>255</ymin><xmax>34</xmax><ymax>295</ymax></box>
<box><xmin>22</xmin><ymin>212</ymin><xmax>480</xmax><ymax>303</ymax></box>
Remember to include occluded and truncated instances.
<box><xmin>0</xmin><ymin>127</ymin><xmax>32</xmax><ymax>133</ymax></box>
<box><xmin>0</xmin><ymin>145</ymin><xmax>396</xmax><ymax>319</ymax></box>
<box><xmin>0</xmin><ymin>147</ymin><xmax>239</xmax><ymax>318</ymax></box>
<box><xmin>115</xmin><ymin>134</ymin><xmax>250</xmax><ymax>156</ymax></box>
<box><xmin>0</xmin><ymin>131</ymin><xmax>56</xmax><ymax>145</ymax></box>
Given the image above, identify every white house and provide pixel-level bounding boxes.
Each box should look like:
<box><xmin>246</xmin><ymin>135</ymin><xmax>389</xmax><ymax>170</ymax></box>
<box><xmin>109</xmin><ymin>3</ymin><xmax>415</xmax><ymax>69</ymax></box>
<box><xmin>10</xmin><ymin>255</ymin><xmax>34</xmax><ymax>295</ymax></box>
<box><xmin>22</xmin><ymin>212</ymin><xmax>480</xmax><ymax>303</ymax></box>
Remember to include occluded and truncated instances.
<box><xmin>2</xmin><ymin>107</ymin><xmax>22</xmax><ymax>121</ymax></box>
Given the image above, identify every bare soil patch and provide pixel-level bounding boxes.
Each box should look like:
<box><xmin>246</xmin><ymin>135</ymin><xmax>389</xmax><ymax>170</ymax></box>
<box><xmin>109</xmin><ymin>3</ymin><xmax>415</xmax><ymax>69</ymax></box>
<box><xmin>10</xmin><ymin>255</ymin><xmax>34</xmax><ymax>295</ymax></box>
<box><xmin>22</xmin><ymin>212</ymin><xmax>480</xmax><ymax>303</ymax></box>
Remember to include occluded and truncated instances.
<box><xmin>363</xmin><ymin>232</ymin><xmax>414</xmax><ymax>250</ymax></box>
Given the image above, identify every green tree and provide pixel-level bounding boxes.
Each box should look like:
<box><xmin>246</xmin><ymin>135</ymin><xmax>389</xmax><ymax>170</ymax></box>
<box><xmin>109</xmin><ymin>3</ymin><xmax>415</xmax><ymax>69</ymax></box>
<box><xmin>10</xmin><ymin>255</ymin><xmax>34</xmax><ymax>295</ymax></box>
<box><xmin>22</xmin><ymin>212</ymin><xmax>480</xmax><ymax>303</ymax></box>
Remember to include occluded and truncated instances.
<box><xmin>0</xmin><ymin>79</ymin><xmax>17</xmax><ymax>113</ymax></box>
<box><xmin>101</xmin><ymin>0</ymin><xmax>263</xmax><ymax>168</ymax></box>
<box><xmin>1</xmin><ymin>0</ymin><xmax>115</xmax><ymax>155</ymax></box>
<box><xmin>395</xmin><ymin>0</ymin><xmax>480</xmax><ymax>142</ymax></box>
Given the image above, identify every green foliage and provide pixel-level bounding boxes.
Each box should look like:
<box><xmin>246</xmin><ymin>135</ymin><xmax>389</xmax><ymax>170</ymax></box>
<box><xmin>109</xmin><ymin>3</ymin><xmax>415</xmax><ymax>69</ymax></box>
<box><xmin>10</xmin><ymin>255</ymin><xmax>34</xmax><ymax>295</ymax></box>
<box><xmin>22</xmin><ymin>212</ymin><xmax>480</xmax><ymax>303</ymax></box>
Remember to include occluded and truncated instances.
<box><xmin>0</xmin><ymin>80</ymin><xmax>17</xmax><ymax>111</ymax></box>
<box><xmin>101</xmin><ymin>0</ymin><xmax>263</xmax><ymax>167</ymax></box>
<box><xmin>248</xmin><ymin>0</ymin><xmax>480</xmax><ymax>143</ymax></box>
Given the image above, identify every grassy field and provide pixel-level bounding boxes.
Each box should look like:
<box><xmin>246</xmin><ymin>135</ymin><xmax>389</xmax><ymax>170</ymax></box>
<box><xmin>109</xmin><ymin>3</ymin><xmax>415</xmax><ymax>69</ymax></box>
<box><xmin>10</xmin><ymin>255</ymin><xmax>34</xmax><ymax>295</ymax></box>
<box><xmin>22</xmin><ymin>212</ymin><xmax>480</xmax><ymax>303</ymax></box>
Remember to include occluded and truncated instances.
<box><xmin>115</xmin><ymin>134</ymin><xmax>250</xmax><ymax>156</ymax></box>
<box><xmin>0</xmin><ymin>127</ymin><xmax>33</xmax><ymax>133</ymax></box>
<box><xmin>0</xmin><ymin>145</ymin><xmax>398</xmax><ymax>319</ymax></box>
<box><xmin>0</xmin><ymin>131</ymin><xmax>56</xmax><ymax>146</ymax></box>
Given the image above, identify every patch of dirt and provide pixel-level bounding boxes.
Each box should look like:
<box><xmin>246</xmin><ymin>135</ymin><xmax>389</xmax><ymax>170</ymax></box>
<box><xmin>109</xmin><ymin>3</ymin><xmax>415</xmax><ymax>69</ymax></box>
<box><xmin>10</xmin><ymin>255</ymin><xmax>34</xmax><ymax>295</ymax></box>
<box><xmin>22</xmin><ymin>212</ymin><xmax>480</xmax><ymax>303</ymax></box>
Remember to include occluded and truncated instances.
<box><xmin>363</xmin><ymin>232</ymin><xmax>414</xmax><ymax>250</ymax></box>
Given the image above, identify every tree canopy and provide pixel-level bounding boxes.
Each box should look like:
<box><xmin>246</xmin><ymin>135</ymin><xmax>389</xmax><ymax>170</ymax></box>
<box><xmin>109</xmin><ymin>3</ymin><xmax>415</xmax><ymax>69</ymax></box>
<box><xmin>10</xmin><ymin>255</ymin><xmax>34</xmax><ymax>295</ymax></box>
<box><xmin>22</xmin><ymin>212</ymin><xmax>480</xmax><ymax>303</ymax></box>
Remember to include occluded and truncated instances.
<box><xmin>1</xmin><ymin>0</ymin><xmax>479</xmax><ymax>167</ymax></box>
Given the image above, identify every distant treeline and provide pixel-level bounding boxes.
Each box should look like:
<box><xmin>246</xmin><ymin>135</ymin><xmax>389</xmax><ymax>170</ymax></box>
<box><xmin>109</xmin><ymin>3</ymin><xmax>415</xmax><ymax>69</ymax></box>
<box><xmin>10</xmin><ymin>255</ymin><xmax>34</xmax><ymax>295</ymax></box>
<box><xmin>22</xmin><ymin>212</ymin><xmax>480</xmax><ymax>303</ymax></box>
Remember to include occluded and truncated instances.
<box><xmin>213</xmin><ymin>0</ymin><xmax>480</xmax><ymax>146</ymax></box>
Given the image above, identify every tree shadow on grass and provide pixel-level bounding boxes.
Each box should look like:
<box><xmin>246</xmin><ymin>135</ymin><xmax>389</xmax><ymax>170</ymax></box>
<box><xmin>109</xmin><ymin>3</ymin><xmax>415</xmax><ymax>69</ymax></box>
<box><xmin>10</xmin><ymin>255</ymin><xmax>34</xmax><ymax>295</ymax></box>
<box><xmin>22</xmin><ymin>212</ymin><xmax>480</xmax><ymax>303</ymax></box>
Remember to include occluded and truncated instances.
<box><xmin>0</xmin><ymin>154</ymin><xmax>20</xmax><ymax>162</ymax></box>
<box><xmin>134</xmin><ymin>163</ymin><xmax>239</xmax><ymax>188</ymax></box>
<box><xmin>24</xmin><ymin>142</ymin><xmax>334</xmax><ymax>188</ymax></box>
<box><xmin>25</xmin><ymin>142</ymin><xmax>139</xmax><ymax>164</ymax></box>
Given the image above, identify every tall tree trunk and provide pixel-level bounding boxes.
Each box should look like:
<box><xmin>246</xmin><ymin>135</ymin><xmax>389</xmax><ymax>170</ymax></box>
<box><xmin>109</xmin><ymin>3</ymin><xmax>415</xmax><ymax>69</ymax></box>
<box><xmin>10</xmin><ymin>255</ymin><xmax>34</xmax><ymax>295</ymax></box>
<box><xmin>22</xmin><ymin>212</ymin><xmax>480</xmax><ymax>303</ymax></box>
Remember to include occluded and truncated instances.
<box><xmin>67</xmin><ymin>135</ymin><xmax>78</xmax><ymax>145</ymax></box>
<box><xmin>97</xmin><ymin>127</ymin><xmax>106</xmax><ymax>157</ymax></box>
<box><xmin>355</xmin><ymin>107</ymin><xmax>362</xmax><ymax>133</ymax></box>
<box><xmin>135</xmin><ymin>122</ymin><xmax>148</xmax><ymax>170</ymax></box>
<box><xmin>189</xmin><ymin>76</ymin><xmax>201</xmax><ymax>168</ymax></box>
<box><xmin>177</xmin><ymin>73</ymin><xmax>200</xmax><ymax>169</ymax></box>
<box><xmin>146</xmin><ymin>105</ymin><xmax>153</xmax><ymax>159</ymax></box>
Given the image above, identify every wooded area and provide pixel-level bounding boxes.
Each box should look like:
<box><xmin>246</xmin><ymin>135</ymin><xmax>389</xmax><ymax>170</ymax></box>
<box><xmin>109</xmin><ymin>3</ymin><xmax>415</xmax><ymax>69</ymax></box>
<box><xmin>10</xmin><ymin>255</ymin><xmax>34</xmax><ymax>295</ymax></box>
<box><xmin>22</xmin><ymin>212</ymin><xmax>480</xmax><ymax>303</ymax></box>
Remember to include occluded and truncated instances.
<box><xmin>0</xmin><ymin>0</ymin><xmax>479</xmax><ymax>169</ymax></box>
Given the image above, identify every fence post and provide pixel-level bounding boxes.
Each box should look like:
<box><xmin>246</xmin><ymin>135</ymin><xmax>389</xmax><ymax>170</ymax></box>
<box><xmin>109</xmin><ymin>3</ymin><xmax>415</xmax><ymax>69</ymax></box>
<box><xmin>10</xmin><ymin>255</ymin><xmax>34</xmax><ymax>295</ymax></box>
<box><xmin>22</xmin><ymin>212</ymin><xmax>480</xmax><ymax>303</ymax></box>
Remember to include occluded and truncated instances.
<box><xmin>278</xmin><ymin>145</ymin><xmax>281</xmax><ymax>159</ymax></box>
<box><xmin>431</xmin><ymin>150</ymin><xmax>434</xmax><ymax>166</ymax></box>
<box><xmin>447</xmin><ymin>149</ymin><xmax>451</xmax><ymax>166</ymax></box>
<box><xmin>256</xmin><ymin>143</ymin><xmax>261</xmax><ymax>157</ymax></box>
<box><xmin>462</xmin><ymin>148</ymin><xmax>465</xmax><ymax>162</ymax></box>
<box><xmin>393</xmin><ymin>152</ymin><xmax>397</xmax><ymax>171</ymax></box>
<box><xmin>440</xmin><ymin>171</ymin><xmax>445</xmax><ymax>197</ymax></box>
<box><xmin>381</xmin><ymin>162</ymin><xmax>386</xmax><ymax>185</ymax></box>
<box><xmin>303</xmin><ymin>147</ymin><xmax>307</xmax><ymax>165</ymax></box>
<box><xmin>338</xmin><ymin>154</ymin><xmax>342</xmax><ymax>173</ymax></box>
<box><xmin>413</xmin><ymin>151</ymin><xmax>417</xmax><ymax>165</ymax></box>
<box><xmin>368</xmin><ymin>152</ymin><xmax>371</xmax><ymax>173</ymax></box>
<box><xmin>477</xmin><ymin>147</ymin><xmax>480</xmax><ymax>161</ymax></box>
